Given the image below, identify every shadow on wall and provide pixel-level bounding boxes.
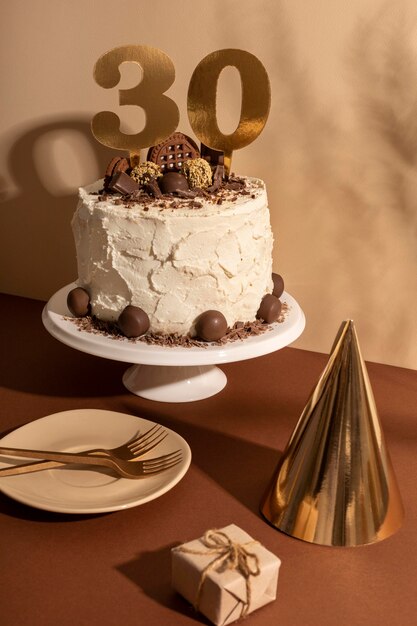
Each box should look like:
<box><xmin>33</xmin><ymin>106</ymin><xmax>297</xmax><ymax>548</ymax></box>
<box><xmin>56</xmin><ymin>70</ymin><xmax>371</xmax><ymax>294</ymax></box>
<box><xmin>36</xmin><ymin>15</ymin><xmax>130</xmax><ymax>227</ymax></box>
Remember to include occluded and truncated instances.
<box><xmin>0</xmin><ymin>118</ymin><xmax>115</xmax><ymax>301</ymax></box>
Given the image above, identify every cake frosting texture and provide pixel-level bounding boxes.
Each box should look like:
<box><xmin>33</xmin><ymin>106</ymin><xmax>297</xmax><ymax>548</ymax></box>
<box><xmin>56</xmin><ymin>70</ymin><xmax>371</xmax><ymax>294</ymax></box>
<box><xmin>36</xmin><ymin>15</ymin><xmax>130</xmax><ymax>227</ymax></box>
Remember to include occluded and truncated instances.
<box><xmin>72</xmin><ymin>176</ymin><xmax>274</xmax><ymax>337</ymax></box>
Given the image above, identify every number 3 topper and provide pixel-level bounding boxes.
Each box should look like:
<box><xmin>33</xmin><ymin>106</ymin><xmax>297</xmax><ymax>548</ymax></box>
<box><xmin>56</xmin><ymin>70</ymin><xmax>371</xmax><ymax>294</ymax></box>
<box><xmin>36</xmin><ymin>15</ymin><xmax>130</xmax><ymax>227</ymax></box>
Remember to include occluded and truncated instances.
<box><xmin>91</xmin><ymin>45</ymin><xmax>271</xmax><ymax>175</ymax></box>
<box><xmin>92</xmin><ymin>45</ymin><xmax>180</xmax><ymax>165</ymax></box>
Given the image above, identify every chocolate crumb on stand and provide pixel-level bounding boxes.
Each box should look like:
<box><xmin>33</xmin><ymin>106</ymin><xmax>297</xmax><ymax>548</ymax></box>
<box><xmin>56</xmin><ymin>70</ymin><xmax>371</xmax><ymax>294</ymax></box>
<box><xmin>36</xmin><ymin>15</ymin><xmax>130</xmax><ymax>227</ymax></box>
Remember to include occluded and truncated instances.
<box><xmin>66</xmin><ymin>303</ymin><xmax>289</xmax><ymax>347</ymax></box>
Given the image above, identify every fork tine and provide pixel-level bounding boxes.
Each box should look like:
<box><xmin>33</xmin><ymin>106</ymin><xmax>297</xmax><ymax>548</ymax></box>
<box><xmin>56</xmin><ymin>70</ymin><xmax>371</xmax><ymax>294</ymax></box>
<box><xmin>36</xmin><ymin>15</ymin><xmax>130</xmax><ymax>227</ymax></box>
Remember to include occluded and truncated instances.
<box><xmin>129</xmin><ymin>426</ymin><xmax>167</xmax><ymax>455</ymax></box>
<box><xmin>142</xmin><ymin>451</ymin><xmax>182</xmax><ymax>469</ymax></box>
<box><xmin>142</xmin><ymin>450</ymin><xmax>182</xmax><ymax>464</ymax></box>
<box><xmin>130</xmin><ymin>433</ymin><xmax>169</xmax><ymax>458</ymax></box>
<box><xmin>127</xmin><ymin>424</ymin><xmax>160</xmax><ymax>449</ymax></box>
<box><xmin>143</xmin><ymin>455</ymin><xmax>183</xmax><ymax>475</ymax></box>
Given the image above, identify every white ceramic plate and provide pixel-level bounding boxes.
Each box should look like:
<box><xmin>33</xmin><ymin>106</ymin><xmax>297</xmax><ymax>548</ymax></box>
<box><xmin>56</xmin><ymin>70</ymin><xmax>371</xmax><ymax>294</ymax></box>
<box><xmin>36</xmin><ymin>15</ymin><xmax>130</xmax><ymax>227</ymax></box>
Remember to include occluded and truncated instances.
<box><xmin>0</xmin><ymin>409</ymin><xmax>191</xmax><ymax>514</ymax></box>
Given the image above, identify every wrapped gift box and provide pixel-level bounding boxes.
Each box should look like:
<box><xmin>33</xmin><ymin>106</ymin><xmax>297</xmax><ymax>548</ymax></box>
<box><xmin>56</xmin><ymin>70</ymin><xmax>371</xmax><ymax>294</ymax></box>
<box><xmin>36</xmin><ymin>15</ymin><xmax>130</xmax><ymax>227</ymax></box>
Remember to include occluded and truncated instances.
<box><xmin>171</xmin><ymin>524</ymin><xmax>281</xmax><ymax>626</ymax></box>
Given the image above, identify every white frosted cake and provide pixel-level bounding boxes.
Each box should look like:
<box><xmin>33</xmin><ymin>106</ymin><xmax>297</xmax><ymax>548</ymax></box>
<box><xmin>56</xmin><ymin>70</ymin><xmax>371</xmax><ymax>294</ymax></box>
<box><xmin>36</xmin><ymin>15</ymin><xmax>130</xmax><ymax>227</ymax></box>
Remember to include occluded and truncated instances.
<box><xmin>68</xmin><ymin>133</ymin><xmax>283</xmax><ymax>342</ymax></box>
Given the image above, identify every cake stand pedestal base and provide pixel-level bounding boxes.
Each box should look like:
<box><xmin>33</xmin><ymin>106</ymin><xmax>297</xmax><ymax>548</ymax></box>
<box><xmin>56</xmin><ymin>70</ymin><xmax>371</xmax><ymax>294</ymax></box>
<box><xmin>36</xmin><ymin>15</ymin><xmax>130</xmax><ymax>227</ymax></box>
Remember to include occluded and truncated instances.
<box><xmin>122</xmin><ymin>364</ymin><xmax>227</xmax><ymax>402</ymax></box>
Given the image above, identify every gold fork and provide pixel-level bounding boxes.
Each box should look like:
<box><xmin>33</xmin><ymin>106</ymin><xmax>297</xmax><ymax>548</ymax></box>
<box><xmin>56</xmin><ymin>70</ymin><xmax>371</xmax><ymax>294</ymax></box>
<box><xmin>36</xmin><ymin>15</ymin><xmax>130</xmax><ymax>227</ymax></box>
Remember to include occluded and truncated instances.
<box><xmin>0</xmin><ymin>424</ymin><xmax>171</xmax><ymax>477</ymax></box>
<box><xmin>0</xmin><ymin>448</ymin><xmax>182</xmax><ymax>479</ymax></box>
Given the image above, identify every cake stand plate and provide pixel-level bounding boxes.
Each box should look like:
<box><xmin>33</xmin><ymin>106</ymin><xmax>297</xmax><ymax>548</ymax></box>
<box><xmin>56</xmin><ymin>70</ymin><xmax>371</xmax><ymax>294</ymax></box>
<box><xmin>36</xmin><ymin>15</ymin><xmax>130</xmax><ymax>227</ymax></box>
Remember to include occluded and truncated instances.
<box><xmin>42</xmin><ymin>284</ymin><xmax>305</xmax><ymax>402</ymax></box>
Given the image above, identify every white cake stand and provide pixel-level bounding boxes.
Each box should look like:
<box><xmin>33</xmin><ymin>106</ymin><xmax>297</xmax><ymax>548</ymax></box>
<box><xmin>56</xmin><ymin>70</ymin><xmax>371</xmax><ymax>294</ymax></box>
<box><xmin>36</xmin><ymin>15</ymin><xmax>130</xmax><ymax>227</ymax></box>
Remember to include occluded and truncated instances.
<box><xmin>42</xmin><ymin>284</ymin><xmax>305</xmax><ymax>403</ymax></box>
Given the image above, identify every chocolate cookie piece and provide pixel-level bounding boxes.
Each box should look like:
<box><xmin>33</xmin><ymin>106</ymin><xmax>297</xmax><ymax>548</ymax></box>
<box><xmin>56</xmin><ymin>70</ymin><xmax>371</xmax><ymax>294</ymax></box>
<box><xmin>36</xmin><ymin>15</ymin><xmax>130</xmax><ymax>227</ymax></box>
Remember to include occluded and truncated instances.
<box><xmin>256</xmin><ymin>294</ymin><xmax>282</xmax><ymax>323</ymax></box>
<box><xmin>67</xmin><ymin>287</ymin><xmax>90</xmax><ymax>317</ymax></box>
<box><xmin>147</xmin><ymin>132</ymin><xmax>200</xmax><ymax>173</ymax></box>
<box><xmin>272</xmin><ymin>273</ymin><xmax>285</xmax><ymax>298</ymax></box>
<box><xmin>195</xmin><ymin>310</ymin><xmax>228</xmax><ymax>341</ymax></box>
<box><xmin>103</xmin><ymin>156</ymin><xmax>130</xmax><ymax>190</ymax></box>
<box><xmin>118</xmin><ymin>305</ymin><xmax>150</xmax><ymax>338</ymax></box>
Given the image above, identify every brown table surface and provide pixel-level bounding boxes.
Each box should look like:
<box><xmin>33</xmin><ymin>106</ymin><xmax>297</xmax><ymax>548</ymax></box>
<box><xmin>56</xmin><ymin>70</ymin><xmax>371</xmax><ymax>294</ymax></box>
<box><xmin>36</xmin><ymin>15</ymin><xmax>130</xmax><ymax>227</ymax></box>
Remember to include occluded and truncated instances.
<box><xmin>0</xmin><ymin>293</ymin><xmax>416</xmax><ymax>626</ymax></box>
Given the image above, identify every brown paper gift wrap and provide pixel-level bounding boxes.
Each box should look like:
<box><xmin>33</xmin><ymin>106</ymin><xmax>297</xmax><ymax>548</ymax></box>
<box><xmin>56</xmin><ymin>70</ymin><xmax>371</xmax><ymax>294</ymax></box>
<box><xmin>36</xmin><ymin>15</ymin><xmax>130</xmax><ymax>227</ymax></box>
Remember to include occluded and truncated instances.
<box><xmin>171</xmin><ymin>524</ymin><xmax>281</xmax><ymax>626</ymax></box>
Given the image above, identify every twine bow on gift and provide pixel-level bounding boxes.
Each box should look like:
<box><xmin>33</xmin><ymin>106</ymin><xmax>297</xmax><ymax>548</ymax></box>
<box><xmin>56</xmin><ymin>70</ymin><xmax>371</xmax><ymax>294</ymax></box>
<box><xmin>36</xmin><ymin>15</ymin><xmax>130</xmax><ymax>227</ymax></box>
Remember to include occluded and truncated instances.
<box><xmin>177</xmin><ymin>529</ymin><xmax>261</xmax><ymax>618</ymax></box>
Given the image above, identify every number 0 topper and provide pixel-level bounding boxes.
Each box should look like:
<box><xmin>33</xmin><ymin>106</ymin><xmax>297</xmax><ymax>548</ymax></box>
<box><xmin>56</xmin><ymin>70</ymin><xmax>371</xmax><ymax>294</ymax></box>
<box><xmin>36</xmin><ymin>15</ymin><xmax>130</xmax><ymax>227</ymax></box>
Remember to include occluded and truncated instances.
<box><xmin>188</xmin><ymin>49</ymin><xmax>271</xmax><ymax>176</ymax></box>
<box><xmin>91</xmin><ymin>45</ymin><xmax>271</xmax><ymax>175</ymax></box>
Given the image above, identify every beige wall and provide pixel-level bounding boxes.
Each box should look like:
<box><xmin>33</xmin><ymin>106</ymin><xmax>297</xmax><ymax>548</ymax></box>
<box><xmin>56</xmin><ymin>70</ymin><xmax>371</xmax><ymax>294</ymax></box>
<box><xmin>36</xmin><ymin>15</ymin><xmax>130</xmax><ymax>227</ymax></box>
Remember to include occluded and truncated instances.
<box><xmin>1</xmin><ymin>1</ymin><xmax>416</xmax><ymax>369</ymax></box>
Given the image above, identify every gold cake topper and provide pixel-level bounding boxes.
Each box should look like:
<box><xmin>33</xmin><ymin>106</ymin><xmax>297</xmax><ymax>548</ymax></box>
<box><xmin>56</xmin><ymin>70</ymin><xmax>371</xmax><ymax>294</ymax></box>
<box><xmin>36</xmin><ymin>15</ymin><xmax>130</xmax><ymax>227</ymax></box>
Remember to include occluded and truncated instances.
<box><xmin>91</xmin><ymin>45</ymin><xmax>271</xmax><ymax>175</ymax></box>
<box><xmin>188</xmin><ymin>49</ymin><xmax>271</xmax><ymax>176</ymax></box>
<box><xmin>92</xmin><ymin>45</ymin><xmax>179</xmax><ymax>165</ymax></box>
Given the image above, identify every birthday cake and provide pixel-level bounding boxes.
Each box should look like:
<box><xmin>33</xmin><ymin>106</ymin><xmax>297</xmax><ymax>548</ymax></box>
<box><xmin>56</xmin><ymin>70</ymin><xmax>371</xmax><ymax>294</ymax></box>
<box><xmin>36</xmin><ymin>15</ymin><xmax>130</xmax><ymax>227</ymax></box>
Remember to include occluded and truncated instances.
<box><xmin>68</xmin><ymin>133</ymin><xmax>283</xmax><ymax>342</ymax></box>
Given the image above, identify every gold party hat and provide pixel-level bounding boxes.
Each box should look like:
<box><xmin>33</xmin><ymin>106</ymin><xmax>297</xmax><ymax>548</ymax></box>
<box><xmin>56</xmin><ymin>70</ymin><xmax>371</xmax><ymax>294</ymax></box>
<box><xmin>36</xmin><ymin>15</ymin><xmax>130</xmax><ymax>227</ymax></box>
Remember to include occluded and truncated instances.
<box><xmin>260</xmin><ymin>320</ymin><xmax>404</xmax><ymax>546</ymax></box>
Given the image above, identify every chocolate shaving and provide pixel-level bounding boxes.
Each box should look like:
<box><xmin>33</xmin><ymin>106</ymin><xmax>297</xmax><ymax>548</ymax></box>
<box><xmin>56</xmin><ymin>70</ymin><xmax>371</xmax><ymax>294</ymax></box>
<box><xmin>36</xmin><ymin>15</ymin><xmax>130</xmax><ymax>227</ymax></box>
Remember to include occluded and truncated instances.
<box><xmin>64</xmin><ymin>303</ymin><xmax>289</xmax><ymax>348</ymax></box>
<box><xmin>96</xmin><ymin>171</ymin><xmax>262</xmax><ymax>212</ymax></box>
<box><xmin>207</xmin><ymin>164</ymin><xmax>224</xmax><ymax>193</ymax></box>
<box><xmin>175</xmin><ymin>189</ymin><xmax>198</xmax><ymax>199</ymax></box>
<box><xmin>224</xmin><ymin>181</ymin><xmax>245</xmax><ymax>191</ymax></box>
<box><xmin>145</xmin><ymin>177</ymin><xmax>163</xmax><ymax>198</ymax></box>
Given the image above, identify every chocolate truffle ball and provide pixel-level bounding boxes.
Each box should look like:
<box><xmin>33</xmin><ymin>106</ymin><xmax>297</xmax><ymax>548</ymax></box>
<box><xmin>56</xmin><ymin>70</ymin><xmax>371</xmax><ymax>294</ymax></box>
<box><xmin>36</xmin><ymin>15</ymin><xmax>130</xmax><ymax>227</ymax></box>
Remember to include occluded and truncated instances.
<box><xmin>272</xmin><ymin>273</ymin><xmax>285</xmax><ymax>299</ymax></box>
<box><xmin>256</xmin><ymin>294</ymin><xmax>282</xmax><ymax>324</ymax></box>
<box><xmin>158</xmin><ymin>172</ymin><xmax>189</xmax><ymax>195</ymax></box>
<box><xmin>195</xmin><ymin>310</ymin><xmax>228</xmax><ymax>342</ymax></box>
<box><xmin>118</xmin><ymin>305</ymin><xmax>150</xmax><ymax>338</ymax></box>
<box><xmin>67</xmin><ymin>287</ymin><xmax>90</xmax><ymax>317</ymax></box>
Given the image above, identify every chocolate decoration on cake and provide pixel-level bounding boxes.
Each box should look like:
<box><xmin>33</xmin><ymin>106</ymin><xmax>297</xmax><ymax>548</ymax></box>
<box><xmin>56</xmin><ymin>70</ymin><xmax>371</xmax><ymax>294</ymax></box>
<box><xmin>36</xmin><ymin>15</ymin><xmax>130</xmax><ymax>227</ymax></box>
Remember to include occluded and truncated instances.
<box><xmin>181</xmin><ymin>158</ymin><xmax>213</xmax><ymax>189</ymax></box>
<box><xmin>103</xmin><ymin>156</ymin><xmax>130</xmax><ymax>190</ymax></box>
<box><xmin>67</xmin><ymin>287</ymin><xmax>91</xmax><ymax>317</ymax></box>
<box><xmin>272</xmin><ymin>273</ymin><xmax>284</xmax><ymax>299</ymax></box>
<box><xmin>159</xmin><ymin>172</ymin><xmax>190</xmax><ymax>195</ymax></box>
<box><xmin>207</xmin><ymin>164</ymin><xmax>225</xmax><ymax>192</ymax></box>
<box><xmin>108</xmin><ymin>171</ymin><xmax>139</xmax><ymax>195</ymax></box>
<box><xmin>256</xmin><ymin>294</ymin><xmax>281</xmax><ymax>324</ymax></box>
<box><xmin>118</xmin><ymin>305</ymin><xmax>150</xmax><ymax>338</ymax></box>
<box><xmin>195</xmin><ymin>310</ymin><xmax>228</xmax><ymax>341</ymax></box>
<box><xmin>200</xmin><ymin>144</ymin><xmax>225</xmax><ymax>167</ymax></box>
<box><xmin>147</xmin><ymin>132</ymin><xmax>200</xmax><ymax>173</ymax></box>
<box><xmin>145</xmin><ymin>177</ymin><xmax>163</xmax><ymax>198</ymax></box>
<box><xmin>130</xmin><ymin>161</ymin><xmax>162</xmax><ymax>186</ymax></box>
